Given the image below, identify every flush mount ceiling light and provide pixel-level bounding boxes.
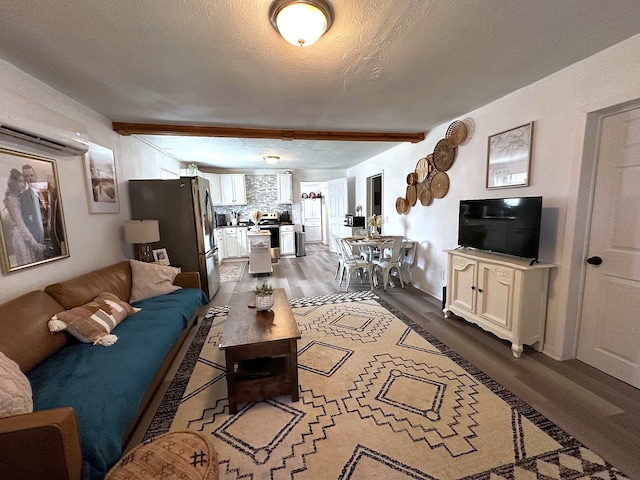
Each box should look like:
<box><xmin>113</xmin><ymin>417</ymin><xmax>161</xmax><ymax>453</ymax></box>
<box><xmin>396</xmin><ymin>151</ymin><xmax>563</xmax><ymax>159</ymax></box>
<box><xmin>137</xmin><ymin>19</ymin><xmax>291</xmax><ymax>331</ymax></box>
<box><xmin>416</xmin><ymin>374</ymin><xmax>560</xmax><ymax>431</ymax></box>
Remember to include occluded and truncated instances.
<box><xmin>264</xmin><ymin>155</ymin><xmax>280</xmax><ymax>165</ymax></box>
<box><xmin>269</xmin><ymin>0</ymin><xmax>334</xmax><ymax>47</ymax></box>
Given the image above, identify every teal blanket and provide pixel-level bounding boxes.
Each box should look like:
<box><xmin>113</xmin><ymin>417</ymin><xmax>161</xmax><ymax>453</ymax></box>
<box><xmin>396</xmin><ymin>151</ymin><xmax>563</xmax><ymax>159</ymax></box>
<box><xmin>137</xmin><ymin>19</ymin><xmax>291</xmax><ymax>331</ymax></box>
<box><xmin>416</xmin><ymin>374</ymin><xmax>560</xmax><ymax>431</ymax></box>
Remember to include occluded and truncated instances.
<box><xmin>28</xmin><ymin>288</ymin><xmax>208</xmax><ymax>480</ymax></box>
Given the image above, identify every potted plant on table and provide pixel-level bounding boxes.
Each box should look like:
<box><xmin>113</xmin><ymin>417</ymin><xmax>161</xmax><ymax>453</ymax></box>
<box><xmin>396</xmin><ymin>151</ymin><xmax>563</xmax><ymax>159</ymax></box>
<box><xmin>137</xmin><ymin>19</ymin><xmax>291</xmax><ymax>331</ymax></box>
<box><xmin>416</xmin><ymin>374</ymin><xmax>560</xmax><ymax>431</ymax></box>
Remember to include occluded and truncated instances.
<box><xmin>254</xmin><ymin>281</ymin><xmax>275</xmax><ymax>311</ymax></box>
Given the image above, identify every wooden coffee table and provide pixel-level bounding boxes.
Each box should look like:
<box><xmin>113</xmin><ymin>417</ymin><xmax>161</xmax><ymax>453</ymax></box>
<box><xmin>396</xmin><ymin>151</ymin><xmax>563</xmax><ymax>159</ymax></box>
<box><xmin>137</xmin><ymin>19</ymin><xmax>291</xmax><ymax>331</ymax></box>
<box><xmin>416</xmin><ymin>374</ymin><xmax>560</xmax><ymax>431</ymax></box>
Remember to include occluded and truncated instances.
<box><xmin>219</xmin><ymin>288</ymin><xmax>301</xmax><ymax>414</ymax></box>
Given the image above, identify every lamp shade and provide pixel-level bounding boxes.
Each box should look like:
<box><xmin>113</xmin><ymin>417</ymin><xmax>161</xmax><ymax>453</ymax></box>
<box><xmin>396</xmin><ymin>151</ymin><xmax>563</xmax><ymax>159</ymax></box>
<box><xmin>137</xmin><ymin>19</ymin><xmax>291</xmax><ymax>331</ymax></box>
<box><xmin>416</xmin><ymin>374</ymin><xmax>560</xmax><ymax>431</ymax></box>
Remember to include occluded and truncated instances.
<box><xmin>124</xmin><ymin>220</ymin><xmax>160</xmax><ymax>244</ymax></box>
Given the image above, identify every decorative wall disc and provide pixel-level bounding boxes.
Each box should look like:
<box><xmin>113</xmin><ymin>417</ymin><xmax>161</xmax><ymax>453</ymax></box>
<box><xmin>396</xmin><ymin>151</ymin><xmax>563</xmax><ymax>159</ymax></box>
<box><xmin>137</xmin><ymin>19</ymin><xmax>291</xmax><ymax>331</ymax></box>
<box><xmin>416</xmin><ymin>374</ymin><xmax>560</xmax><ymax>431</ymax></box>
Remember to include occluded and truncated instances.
<box><xmin>433</xmin><ymin>139</ymin><xmax>457</xmax><ymax>171</ymax></box>
<box><xmin>417</xmin><ymin>181</ymin><xmax>433</xmax><ymax>206</ymax></box>
<box><xmin>406</xmin><ymin>184</ymin><xmax>417</xmax><ymax>206</ymax></box>
<box><xmin>430</xmin><ymin>171</ymin><xmax>450</xmax><ymax>198</ymax></box>
<box><xmin>445</xmin><ymin>120</ymin><xmax>468</xmax><ymax>147</ymax></box>
<box><xmin>415</xmin><ymin>158</ymin><xmax>429</xmax><ymax>183</ymax></box>
<box><xmin>406</xmin><ymin>172</ymin><xmax>417</xmax><ymax>185</ymax></box>
<box><xmin>396</xmin><ymin>196</ymin><xmax>409</xmax><ymax>214</ymax></box>
<box><xmin>426</xmin><ymin>153</ymin><xmax>434</xmax><ymax>165</ymax></box>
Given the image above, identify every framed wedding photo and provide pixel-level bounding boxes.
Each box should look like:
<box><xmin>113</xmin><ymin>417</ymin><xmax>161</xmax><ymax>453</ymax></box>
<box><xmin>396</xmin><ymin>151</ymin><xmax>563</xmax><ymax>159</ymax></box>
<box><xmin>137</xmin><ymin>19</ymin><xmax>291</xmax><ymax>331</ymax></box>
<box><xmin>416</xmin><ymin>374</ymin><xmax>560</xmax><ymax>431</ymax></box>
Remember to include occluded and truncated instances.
<box><xmin>486</xmin><ymin>122</ymin><xmax>534</xmax><ymax>189</ymax></box>
<box><xmin>0</xmin><ymin>148</ymin><xmax>70</xmax><ymax>273</ymax></box>
<box><xmin>153</xmin><ymin>248</ymin><xmax>170</xmax><ymax>266</ymax></box>
<box><xmin>83</xmin><ymin>142</ymin><xmax>120</xmax><ymax>213</ymax></box>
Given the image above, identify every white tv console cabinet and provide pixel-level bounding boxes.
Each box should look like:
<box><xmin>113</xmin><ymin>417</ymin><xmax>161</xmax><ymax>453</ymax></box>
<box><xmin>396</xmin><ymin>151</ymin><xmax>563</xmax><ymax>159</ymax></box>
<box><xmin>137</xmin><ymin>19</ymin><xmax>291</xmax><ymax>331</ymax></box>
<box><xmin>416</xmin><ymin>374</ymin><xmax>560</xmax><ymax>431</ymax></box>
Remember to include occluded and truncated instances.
<box><xmin>443</xmin><ymin>248</ymin><xmax>555</xmax><ymax>358</ymax></box>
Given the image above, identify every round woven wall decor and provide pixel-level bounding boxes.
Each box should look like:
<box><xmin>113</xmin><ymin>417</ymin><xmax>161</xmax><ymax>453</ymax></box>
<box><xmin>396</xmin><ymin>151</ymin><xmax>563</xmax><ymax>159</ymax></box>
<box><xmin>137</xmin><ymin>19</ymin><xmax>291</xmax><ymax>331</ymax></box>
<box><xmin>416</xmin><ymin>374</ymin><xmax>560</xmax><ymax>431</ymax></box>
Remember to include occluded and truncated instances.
<box><xmin>396</xmin><ymin>196</ymin><xmax>409</xmax><ymax>214</ymax></box>
<box><xmin>430</xmin><ymin>171</ymin><xmax>450</xmax><ymax>198</ymax></box>
<box><xmin>415</xmin><ymin>157</ymin><xmax>429</xmax><ymax>183</ymax></box>
<box><xmin>433</xmin><ymin>139</ymin><xmax>457</xmax><ymax>171</ymax></box>
<box><xmin>445</xmin><ymin>120</ymin><xmax>468</xmax><ymax>147</ymax></box>
<box><xmin>406</xmin><ymin>184</ymin><xmax>417</xmax><ymax>206</ymax></box>
<box><xmin>417</xmin><ymin>181</ymin><xmax>433</xmax><ymax>206</ymax></box>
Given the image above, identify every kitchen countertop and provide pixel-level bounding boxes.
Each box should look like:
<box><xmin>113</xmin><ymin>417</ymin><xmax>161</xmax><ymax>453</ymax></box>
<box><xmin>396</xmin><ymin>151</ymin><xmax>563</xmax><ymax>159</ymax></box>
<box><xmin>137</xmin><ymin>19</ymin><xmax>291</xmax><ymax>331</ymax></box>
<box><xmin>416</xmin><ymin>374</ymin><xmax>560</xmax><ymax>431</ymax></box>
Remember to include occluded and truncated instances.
<box><xmin>215</xmin><ymin>223</ymin><xmax>296</xmax><ymax>229</ymax></box>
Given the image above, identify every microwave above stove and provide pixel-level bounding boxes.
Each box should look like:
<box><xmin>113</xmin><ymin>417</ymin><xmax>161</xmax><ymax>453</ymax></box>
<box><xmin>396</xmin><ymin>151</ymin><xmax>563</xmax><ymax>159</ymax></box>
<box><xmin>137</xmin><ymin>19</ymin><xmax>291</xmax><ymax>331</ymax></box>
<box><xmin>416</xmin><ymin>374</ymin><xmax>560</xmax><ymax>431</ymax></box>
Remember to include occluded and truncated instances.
<box><xmin>345</xmin><ymin>215</ymin><xmax>365</xmax><ymax>227</ymax></box>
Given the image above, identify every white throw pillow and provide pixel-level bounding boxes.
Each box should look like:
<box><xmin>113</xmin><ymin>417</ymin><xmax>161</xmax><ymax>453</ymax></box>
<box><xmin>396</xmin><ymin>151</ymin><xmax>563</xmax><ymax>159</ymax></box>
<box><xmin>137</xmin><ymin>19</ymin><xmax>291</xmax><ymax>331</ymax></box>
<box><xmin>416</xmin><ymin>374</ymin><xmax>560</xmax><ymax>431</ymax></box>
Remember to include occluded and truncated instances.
<box><xmin>0</xmin><ymin>350</ymin><xmax>33</xmax><ymax>418</ymax></box>
<box><xmin>129</xmin><ymin>259</ymin><xmax>181</xmax><ymax>302</ymax></box>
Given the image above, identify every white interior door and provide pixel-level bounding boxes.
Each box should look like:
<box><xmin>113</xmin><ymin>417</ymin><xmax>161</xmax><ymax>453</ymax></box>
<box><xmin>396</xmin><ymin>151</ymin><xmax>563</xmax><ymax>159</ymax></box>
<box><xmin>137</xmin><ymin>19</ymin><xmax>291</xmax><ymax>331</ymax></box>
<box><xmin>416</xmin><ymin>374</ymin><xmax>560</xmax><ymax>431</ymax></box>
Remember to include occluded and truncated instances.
<box><xmin>328</xmin><ymin>178</ymin><xmax>348</xmax><ymax>253</ymax></box>
<box><xmin>577</xmin><ymin>105</ymin><xmax>640</xmax><ymax>388</ymax></box>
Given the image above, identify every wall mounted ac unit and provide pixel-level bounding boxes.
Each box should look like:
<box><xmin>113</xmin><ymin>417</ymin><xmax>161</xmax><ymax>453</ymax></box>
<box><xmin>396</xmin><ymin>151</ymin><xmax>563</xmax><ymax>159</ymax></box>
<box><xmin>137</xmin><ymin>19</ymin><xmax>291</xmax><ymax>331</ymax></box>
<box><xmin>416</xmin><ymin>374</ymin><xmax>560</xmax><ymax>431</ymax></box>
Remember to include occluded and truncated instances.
<box><xmin>0</xmin><ymin>90</ymin><xmax>90</xmax><ymax>155</ymax></box>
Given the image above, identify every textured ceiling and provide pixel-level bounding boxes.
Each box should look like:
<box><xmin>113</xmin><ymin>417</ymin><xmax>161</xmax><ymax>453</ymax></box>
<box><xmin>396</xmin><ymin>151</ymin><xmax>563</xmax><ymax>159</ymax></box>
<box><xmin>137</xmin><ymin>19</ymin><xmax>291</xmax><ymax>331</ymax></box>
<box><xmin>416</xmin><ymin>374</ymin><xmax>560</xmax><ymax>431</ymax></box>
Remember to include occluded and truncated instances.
<box><xmin>1</xmin><ymin>0</ymin><xmax>639</xmax><ymax>170</ymax></box>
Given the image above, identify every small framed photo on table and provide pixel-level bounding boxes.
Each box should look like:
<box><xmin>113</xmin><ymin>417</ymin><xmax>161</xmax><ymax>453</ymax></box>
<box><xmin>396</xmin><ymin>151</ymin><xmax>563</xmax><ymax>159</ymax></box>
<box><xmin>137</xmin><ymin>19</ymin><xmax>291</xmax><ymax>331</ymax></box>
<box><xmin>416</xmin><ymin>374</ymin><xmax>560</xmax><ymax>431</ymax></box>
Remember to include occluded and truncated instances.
<box><xmin>153</xmin><ymin>248</ymin><xmax>170</xmax><ymax>266</ymax></box>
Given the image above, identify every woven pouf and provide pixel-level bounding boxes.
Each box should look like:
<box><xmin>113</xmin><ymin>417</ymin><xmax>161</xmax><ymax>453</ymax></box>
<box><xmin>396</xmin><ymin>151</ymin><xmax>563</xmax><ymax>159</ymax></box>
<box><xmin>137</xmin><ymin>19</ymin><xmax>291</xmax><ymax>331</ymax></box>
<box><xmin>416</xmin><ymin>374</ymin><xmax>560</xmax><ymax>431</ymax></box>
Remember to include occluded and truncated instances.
<box><xmin>106</xmin><ymin>430</ymin><xmax>219</xmax><ymax>480</ymax></box>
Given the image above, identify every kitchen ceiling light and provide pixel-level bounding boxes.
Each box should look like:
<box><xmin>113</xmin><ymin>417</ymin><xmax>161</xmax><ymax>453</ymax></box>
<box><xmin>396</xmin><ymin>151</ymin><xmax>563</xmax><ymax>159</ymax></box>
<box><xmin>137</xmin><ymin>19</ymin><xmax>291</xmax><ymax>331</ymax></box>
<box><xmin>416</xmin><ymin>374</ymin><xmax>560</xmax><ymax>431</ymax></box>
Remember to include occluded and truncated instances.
<box><xmin>264</xmin><ymin>155</ymin><xmax>280</xmax><ymax>165</ymax></box>
<box><xmin>269</xmin><ymin>0</ymin><xmax>334</xmax><ymax>47</ymax></box>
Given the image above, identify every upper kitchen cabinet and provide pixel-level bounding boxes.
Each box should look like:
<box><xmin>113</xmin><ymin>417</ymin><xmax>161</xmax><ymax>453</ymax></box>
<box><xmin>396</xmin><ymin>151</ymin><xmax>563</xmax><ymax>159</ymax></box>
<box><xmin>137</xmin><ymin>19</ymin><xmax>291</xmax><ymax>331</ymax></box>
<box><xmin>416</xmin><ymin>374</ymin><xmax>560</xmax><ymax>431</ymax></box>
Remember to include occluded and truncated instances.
<box><xmin>276</xmin><ymin>173</ymin><xmax>293</xmax><ymax>204</ymax></box>
<box><xmin>206</xmin><ymin>173</ymin><xmax>247</xmax><ymax>206</ymax></box>
<box><xmin>204</xmin><ymin>173</ymin><xmax>222</xmax><ymax>205</ymax></box>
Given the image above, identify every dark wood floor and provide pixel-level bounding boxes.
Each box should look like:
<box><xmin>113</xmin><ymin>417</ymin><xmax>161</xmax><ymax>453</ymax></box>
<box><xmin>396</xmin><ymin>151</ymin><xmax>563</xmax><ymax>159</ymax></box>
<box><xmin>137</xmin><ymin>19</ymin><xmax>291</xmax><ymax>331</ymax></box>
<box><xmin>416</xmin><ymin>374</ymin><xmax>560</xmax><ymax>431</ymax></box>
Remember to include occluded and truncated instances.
<box><xmin>134</xmin><ymin>243</ymin><xmax>640</xmax><ymax>478</ymax></box>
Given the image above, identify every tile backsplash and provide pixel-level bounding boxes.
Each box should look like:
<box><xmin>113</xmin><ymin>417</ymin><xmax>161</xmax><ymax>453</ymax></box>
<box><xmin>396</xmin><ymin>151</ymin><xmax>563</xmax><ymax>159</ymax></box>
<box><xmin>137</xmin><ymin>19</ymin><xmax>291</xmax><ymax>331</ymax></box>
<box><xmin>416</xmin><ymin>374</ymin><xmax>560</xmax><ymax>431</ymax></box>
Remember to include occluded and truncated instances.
<box><xmin>214</xmin><ymin>174</ymin><xmax>291</xmax><ymax>224</ymax></box>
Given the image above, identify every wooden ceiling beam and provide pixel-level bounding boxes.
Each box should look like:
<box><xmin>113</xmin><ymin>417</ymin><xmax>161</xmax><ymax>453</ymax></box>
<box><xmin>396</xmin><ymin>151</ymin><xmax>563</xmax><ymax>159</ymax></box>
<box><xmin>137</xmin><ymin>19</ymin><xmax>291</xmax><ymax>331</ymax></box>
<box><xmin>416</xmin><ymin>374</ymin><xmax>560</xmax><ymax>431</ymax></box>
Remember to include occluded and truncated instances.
<box><xmin>112</xmin><ymin>122</ymin><xmax>425</xmax><ymax>143</ymax></box>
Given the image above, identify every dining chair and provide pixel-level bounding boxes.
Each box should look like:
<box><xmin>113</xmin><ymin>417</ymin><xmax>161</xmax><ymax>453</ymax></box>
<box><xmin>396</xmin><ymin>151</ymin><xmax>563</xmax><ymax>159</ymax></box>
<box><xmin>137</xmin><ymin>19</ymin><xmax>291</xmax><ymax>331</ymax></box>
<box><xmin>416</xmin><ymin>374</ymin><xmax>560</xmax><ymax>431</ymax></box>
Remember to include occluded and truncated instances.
<box><xmin>372</xmin><ymin>237</ymin><xmax>406</xmax><ymax>291</ymax></box>
<box><xmin>337</xmin><ymin>237</ymin><xmax>373</xmax><ymax>291</ymax></box>
<box><xmin>333</xmin><ymin>234</ymin><xmax>345</xmax><ymax>281</ymax></box>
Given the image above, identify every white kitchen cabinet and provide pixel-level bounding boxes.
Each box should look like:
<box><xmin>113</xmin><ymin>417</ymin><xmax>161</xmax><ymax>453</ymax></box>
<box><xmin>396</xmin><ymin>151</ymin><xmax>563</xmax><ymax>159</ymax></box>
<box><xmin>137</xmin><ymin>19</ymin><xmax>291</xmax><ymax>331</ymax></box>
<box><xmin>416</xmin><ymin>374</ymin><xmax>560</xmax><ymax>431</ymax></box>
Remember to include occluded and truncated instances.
<box><xmin>305</xmin><ymin>222</ymin><xmax>322</xmax><ymax>243</ymax></box>
<box><xmin>303</xmin><ymin>198</ymin><xmax>323</xmax><ymax>243</ymax></box>
<box><xmin>206</xmin><ymin>174</ymin><xmax>246</xmax><ymax>206</ymax></box>
<box><xmin>248</xmin><ymin>230</ymin><xmax>272</xmax><ymax>275</ymax></box>
<box><xmin>204</xmin><ymin>173</ymin><xmax>222</xmax><ymax>205</ymax></box>
<box><xmin>443</xmin><ymin>249</ymin><xmax>554</xmax><ymax>358</ymax></box>
<box><xmin>280</xmin><ymin>225</ymin><xmax>295</xmax><ymax>255</ymax></box>
<box><xmin>303</xmin><ymin>198</ymin><xmax>322</xmax><ymax>218</ymax></box>
<box><xmin>222</xmin><ymin>227</ymin><xmax>248</xmax><ymax>258</ymax></box>
<box><xmin>276</xmin><ymin>174</ymin><xmax>293</xmax><ymax>204</ymax></box>
<box><xmin>215</xmin><ymin>228</ymin><xmax>225</xmax><ymax>262</ymax></box>
<box><xmin>220</xmin><ymin>174</ymin><xmax>246</xmax><ymax>205</ymax></box>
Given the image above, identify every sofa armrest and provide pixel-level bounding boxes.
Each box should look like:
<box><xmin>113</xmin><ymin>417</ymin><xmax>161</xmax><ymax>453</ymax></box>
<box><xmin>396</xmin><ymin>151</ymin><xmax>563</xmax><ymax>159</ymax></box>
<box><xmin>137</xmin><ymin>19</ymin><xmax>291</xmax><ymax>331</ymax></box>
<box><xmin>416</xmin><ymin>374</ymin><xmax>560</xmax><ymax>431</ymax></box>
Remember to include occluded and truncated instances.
<box><xmin>173</xmin><ymin>271</ymin><xmax>201</xmax><ymax>290</ymax></box>
<box><xmin>0</xmin><ymin>407</ymin><xmax>82</xmax><ymax>480</ymax></box>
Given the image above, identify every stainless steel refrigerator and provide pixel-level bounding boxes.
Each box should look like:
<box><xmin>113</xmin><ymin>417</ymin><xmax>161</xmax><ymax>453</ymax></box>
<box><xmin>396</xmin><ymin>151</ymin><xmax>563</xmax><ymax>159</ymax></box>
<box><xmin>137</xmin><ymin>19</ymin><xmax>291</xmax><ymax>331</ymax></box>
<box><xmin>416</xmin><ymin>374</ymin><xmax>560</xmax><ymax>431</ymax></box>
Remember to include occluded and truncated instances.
<box><xmin>129</xmin><ymin>177</ymin><xmax>219</xmax><ymax>300</ymax></box>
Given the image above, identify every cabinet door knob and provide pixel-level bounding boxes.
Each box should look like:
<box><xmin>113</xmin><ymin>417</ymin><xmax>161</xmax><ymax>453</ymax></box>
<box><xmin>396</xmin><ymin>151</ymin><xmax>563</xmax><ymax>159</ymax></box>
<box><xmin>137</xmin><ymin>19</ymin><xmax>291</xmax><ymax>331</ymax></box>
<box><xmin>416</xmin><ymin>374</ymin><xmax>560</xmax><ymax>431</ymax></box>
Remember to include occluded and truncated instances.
<box><xmin>587</xmin><ymin>256</ymin><xmax>603</xmax><ymax>265</ymax></box>
<box><xmin>478</xmin><ymin>289</ymin><xmax>483</xmax><ymax>293</ymax></box>
<box><xmin>471</xmin><ymin>286</ymin><xmax>476</xmax><ymax>290</ymax></box>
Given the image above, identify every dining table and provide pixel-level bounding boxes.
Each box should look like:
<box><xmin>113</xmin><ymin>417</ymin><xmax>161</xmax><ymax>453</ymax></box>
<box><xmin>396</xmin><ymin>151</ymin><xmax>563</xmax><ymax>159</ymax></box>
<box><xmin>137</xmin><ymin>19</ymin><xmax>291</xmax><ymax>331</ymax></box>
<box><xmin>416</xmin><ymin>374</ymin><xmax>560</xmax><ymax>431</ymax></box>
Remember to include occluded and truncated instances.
<box><xmin>342</xmin><ymin>235</ymin><xmax>416</xmax><ymax>285</ymax></box>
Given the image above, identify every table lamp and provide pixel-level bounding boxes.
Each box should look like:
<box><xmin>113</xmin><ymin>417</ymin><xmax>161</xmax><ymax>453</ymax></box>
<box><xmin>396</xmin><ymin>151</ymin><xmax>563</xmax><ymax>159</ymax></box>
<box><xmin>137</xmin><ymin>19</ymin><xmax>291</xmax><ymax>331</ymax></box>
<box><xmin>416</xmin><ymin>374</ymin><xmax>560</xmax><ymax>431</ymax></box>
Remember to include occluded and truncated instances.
<box><xmin>124</xmin><ymin>219</ymin><xmax>160</xmax><ymax>262</ymax></box>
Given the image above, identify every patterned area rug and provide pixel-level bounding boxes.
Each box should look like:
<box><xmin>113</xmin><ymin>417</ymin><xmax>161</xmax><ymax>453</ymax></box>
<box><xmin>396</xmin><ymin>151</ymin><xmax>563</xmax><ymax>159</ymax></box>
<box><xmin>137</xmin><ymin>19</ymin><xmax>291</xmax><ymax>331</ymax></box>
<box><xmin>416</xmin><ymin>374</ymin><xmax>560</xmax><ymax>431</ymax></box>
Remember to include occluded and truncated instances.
<box><xmin>219</xmin><ymin>261</ymin><xmax>247</xmax><ymax>282</ymax></box>
<box><xmin>144</xmin><ymin>291</ymin><xmax>629</xmax><ymax>479</ymax></box>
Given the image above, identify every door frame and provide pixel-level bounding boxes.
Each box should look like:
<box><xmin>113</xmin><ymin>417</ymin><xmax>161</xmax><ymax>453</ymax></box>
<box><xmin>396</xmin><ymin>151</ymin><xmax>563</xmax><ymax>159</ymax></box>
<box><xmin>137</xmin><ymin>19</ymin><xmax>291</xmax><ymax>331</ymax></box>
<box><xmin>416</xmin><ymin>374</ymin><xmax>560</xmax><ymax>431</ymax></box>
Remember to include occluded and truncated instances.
<box><xmin>366</xmin><ymin>172</ymin><xmax>383</xmax><ymax>229</ymax></box>
<box><xmin>567</xmin><ymin>97</ymin><xmax>640</xmax><ymax>358</ymax></box>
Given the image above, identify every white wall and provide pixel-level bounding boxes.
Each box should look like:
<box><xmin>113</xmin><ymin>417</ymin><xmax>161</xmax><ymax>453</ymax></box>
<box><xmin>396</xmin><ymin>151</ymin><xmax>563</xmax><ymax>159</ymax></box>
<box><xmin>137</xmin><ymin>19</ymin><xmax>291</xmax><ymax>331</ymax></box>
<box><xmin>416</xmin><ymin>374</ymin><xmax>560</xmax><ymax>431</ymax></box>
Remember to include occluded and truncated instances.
<box><xmin>0</xmin><ymin>59</ymin><xmax>182</xmax><ymax>303</ymax></box>
<box><xmin>348</xmin><ymin>34</ymin><xmax>640</xmax><ymax>360</ymax></box>
<box><xmin>2</xmin><ymin>33</ymin><xmax>639</xmax><ymax>357</ymax></box>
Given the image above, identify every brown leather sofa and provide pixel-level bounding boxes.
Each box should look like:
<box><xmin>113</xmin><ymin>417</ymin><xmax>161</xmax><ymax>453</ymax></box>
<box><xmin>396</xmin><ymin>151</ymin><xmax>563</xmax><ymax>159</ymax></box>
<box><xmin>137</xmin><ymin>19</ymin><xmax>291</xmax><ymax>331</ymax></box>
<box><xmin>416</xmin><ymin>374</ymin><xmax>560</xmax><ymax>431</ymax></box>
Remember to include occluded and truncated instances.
<box><xmin>0</xmin><ymin>261</ymin><xmax>203</xmax><ymax>480</ymax></box>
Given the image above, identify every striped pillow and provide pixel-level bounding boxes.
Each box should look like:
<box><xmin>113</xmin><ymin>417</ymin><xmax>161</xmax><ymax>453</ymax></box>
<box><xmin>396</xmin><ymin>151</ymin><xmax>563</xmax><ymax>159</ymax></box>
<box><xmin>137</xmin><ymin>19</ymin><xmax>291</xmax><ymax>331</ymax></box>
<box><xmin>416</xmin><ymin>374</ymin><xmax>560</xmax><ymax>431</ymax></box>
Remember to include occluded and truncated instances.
<box><xmin>48</xmin><ymin>292</ymin><xmax>140</xmax><ymax>346</ymax></box>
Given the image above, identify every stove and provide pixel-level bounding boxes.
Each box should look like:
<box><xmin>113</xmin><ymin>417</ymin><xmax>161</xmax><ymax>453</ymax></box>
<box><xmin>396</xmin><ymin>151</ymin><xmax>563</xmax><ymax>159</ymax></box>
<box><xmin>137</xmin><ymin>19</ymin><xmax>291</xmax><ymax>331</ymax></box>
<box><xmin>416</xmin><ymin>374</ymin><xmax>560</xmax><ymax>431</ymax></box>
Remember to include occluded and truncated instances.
<box><xmin>258</xmin><ymin>212</ymin><xmax>281</xmax><ymax>226</ymax></box>
<box><xmin>256</xmin><ymin>213</ymin><xmax>281</xmax><ymax>257</ymax></box>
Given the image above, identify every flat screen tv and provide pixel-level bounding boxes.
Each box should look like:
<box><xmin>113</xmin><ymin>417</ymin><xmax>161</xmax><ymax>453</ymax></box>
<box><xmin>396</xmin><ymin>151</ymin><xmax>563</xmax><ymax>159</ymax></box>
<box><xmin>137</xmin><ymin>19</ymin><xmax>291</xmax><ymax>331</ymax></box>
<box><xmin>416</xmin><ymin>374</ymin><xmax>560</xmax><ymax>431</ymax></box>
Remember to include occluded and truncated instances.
<box><xmin>458</xmin><ymin>196</ymin><xmax>542</xmax><ymax>261</ymax></box>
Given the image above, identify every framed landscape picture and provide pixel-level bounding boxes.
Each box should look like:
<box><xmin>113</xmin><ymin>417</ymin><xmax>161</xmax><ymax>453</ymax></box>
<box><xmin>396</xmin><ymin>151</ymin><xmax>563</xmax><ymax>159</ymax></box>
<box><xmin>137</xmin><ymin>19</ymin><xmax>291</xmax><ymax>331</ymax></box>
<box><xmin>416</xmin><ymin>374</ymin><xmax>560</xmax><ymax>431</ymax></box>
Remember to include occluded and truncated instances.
<box><xmin>486</xmin><ymin>122</ymin><xmax>534</xmax><ymax>189</ymax></box>
<box><xmin>0</xmin><ymin>148</ymin><xmax>70</xmax><ymax>273</ymax></box>
<box><xmin>83</xmin><ymin>142</ymin><xmax>120</xmax><ymax>213</ymax></box>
